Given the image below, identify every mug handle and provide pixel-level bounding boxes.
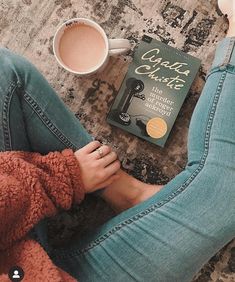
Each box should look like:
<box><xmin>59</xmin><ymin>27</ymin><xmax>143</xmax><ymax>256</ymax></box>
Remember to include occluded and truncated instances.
<box><xmin>108</xmin><ymin>39</ymin><xmax>131</xmax><ymax>55</ymax></box>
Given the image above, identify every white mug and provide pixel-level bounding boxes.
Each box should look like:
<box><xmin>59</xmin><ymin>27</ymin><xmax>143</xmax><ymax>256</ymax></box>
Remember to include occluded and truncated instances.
<box><xmin>53</xmin><ymin>18</ymin><xmax>131</xmax><ymax>76</ymax></box>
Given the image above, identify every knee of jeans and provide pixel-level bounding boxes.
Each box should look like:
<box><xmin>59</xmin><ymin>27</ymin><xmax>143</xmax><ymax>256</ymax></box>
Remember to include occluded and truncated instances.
<box><xmin>0</xmin><ymin>47</ymin><xmax>25</xmax><ymax>87</ymax></box>
<box><xmin>0</xmin><ymin>47</ymin><xmax>16</xmax><ymax>65</ymax></box>
<box><xmin>0</xmin><ymin>47</ymin><xmax>39</xmax><ymax>86</ymax></box>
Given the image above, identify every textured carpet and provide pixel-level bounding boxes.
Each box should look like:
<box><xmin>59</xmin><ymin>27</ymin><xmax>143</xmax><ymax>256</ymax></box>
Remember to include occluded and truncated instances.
<box><xmin>0</xmin><ymin>0</ymin><xmax>234</xmax><ymax>281</ymax></box>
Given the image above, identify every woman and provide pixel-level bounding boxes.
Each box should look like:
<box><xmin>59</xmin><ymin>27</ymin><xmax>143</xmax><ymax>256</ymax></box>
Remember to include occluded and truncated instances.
<box><xmin>0</xmin><ymin>0</ymin><xmax>234</xmax><ymax>281</ymax></box>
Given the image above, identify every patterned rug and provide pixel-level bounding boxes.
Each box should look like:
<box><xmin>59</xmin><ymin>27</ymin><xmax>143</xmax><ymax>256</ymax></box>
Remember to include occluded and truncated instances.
<box><xmin>0</xmin><ymin>0</ymin><xmax>234</xmax><ymax>281</ymax></box>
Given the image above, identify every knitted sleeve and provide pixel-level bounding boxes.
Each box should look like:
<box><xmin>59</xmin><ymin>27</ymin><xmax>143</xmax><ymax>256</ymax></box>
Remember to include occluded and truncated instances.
<box><xmin>0</xmin><ymin>149</ymin><xmax>85</xmax><ymax>250</ymax></box>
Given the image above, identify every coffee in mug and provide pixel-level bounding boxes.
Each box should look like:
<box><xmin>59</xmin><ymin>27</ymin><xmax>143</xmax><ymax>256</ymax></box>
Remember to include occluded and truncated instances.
<box><xmin>53</xmin><ymin>18</ymin><xmax>131</xmax><ymax>75</ymax></box>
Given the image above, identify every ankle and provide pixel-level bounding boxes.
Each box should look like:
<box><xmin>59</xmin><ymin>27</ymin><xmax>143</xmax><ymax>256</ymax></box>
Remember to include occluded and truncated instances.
<box><xmin>126</xmin><ymin>178</ymin><xmax>163</xmax><ymax>206</ymax></box>
<box><xmin>126</xmin><ymin>177</ymin><xmax>145</xmax><ymax>204</ymax></box>
<box><xmin>100</xmin><ymin>169</ymin><xmax>164</xmax><ymax>213</ymax></box>
<box><xmin>131</xmin><ymin>182</ymin><xmax>164</xmax><ymax>205</ymax></box>
<box><xmin>227</xmin><ymin>23</ymin><xmax>235</xmax><ymax>37</ymax></box>
<box><xmin>101</xmin><ymin>174</ymin><xmax>144</xmax><ymax>208</ymax></box>
<box><xmin>218</xmin><ymin>0</ymin><xmax>235</xmax><ymax>20</ymax></box>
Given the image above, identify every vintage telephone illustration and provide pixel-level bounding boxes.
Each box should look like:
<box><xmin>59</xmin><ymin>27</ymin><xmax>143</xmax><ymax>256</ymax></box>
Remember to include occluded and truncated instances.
<box><xmin>111</xmin><ymin>77</ymin><xmax>147</xmax><ymax>126</ymax></box>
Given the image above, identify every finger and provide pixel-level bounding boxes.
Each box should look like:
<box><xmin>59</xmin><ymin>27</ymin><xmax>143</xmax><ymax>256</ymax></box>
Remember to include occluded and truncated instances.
<box><xmin>99</xmin><ymin>151</ymin><xmax>118</xmax><ymax>167</ymax></box>
<box><xmin>91</xmin><ymin>145</ymin><xmax>111</xmax><ymax>159</ymax></box>
<box><xmin>96</xmin><ymin>174</ymin><xmax>120</xmax><ymax>189</ymax></box>
<box><xmin>82</xmin><ymin>141</ymin><xmax>101</xmax><ymax>154</ymax></box>
<box><xmin>104</xmin><ymin>160</ymin><xmax>121</xmax><ymax>177</ymax></box>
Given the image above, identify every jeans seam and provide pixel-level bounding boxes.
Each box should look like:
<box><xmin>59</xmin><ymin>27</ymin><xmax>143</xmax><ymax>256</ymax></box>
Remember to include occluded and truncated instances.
<box><xmin>23</xmin><ymin>91</ymin><xmax>78</xmax><ymax>151</ymax></box>
<box><xmin>52</xmin><ymin>71</ymin><xmax>227</xmax><ymax>260</ymax></box>
<box><xmin>2</xmin><ymin>81</ymin><xmax>20</xmax><ymax>150</ymax></box>
<box><xmin>221</xmin><ymin>38</ymin><xmax>235</xmax><ymax>67</ymax></box>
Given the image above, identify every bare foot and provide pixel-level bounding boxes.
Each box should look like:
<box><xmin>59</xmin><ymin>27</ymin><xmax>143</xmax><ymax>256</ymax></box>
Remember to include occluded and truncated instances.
<box><xmin>218</xmin><ymin>0</ymin><xmax>235</xmax><ymax>20</ymax></box>
<box><xmin>218</xmin><ymin>0</ymin><xmax>235</xmax><ymax>37</ymax></box>
<box><xmin>100</xmin><ymin>169</ymin><xmax>164</xmax><ymax>213</ymax></box>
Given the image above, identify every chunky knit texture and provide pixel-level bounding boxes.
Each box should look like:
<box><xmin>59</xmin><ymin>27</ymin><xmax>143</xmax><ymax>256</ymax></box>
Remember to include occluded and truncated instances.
<box><xmin>0</xmin><ymin>149</ymin><xmax>85</xmax><ymax>281</ymax></box>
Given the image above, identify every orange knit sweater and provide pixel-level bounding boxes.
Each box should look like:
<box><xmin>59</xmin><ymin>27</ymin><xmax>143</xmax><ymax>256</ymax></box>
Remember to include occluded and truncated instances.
<box><xmin>0</xmin><ymin>149</ymin><xmax>85</xmax><ymax>281</ymax></box>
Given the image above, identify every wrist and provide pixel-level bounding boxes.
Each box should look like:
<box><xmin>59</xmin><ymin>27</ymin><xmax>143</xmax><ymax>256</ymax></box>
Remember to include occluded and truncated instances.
<box><xmin>62</xmin><ymin>149</ymin><xmax>85</xmax><ymax>203</ymax></box>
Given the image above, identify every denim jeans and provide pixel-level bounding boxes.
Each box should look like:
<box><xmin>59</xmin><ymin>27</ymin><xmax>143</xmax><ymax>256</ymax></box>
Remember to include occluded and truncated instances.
<box><xmin>0</xmin><ymin>37</ymin><xmax>234</xmax><ymax>282</ymax></box>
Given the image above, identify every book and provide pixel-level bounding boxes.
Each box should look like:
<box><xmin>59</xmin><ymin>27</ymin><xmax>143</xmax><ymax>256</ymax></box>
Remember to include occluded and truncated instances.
<box><xmin>106</xmin><ymin>35</ymin><xmax>201</xmax><ymax>147</ymax></box>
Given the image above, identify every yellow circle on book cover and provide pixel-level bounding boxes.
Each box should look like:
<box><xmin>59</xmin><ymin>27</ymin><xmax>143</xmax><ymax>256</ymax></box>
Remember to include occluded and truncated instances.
<box><xmin>146</xmin><ymin>117</ymin><xmax>168</xmax><ymax>139</ymax></box>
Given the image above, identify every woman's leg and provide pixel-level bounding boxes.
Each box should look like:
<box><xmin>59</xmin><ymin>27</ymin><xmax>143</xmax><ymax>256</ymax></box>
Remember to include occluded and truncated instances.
<box><xmin>0</xmin><ymin>47</ymin><xmax>93</xmax><ymax>154</ymax></box>
<box><xmin>50</xmin><ymin>37</ymin><xmax>235</xmax><ymax>282</ymax></box>
<box><xmin>0</xmin><ymin>47</ymin><xmax>93</xmax><ymax>252</ymax></box>
<box><xmin>0</xmin><ymin>47</ymin><xmax>160</xmax><ymax>251</ymax></box>
<box><xmin>0</xmin><ymin>46</ymin><xmax>161</xmax><ymax>206</ymax></box>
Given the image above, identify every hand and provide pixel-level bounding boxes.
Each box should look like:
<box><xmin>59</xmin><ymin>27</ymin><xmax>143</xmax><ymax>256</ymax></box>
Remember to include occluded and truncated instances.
<box><xmin>74</xmin><ymin>141</ymin><xmax>121</xmax><ymax>193</ymax></box>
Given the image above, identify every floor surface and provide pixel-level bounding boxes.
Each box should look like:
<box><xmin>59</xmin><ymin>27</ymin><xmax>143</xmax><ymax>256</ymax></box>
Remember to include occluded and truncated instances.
<box><xmin>0</xmin><ymin>0</ymin><xmax>234</xmax><ymax>281</ymax></box>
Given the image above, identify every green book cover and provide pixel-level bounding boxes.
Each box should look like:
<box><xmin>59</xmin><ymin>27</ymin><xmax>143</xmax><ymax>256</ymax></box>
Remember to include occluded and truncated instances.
<box><xmin>107</xmin><ymin>35</ymin><xmax>201</xmax><ymax>147</ymax></box>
